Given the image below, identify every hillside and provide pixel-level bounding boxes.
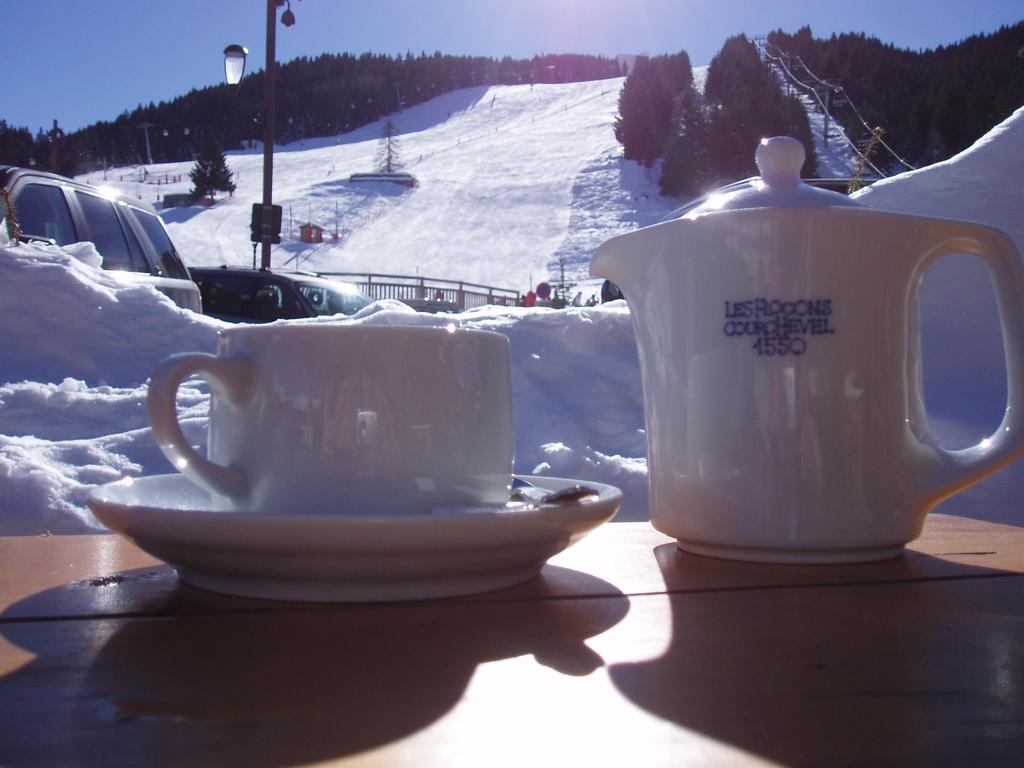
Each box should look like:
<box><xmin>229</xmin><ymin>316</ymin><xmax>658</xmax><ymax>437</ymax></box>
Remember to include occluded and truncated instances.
<box><xmin>0</xmin><ymin>52</ymin><xmax>623</xmax><ymax>175</ymax></box>
<box><xmin>83</xmin><ymin>78</ymin><xmax>681</xmax><ymax>296</ymax></box>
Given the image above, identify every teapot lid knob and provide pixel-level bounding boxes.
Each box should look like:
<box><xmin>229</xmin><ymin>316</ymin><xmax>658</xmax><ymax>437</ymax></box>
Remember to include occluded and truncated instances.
<box><xmin>755</xmin><ymin>136</ymin><xmax>805</xmax><ymax>188</ymax></box>
<box><xmin>673</xmin><ymin>135</ymin><xmax>862</xmax><ymax>213</ymax></box>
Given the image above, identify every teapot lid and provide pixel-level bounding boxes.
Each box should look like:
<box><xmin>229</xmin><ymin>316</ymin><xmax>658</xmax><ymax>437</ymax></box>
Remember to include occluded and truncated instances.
<box><xmin>685</xmin><ymin>136</ymin><xmax>864</xmax><ymax>215</ymax></box>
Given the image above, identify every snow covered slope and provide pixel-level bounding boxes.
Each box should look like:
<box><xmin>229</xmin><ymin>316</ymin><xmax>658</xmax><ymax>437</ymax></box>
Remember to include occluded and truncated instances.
<box><xmin>85</xmin><ymin>79</ymin><xmax>675</xmax><ymax>297</ymax></box>
<box><xmin>796</xmin><ymin>89</ymin><xmax>861</xmax><ymax>178</ymax></box>
<box><xmin>853</xmin><ymin>105</ymin><xmax>1024</xmax><ymax>251</ymax></box>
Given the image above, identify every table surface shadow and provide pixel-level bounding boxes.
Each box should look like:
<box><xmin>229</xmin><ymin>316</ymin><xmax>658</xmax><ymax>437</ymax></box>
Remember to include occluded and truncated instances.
<box><xmin>0</xmin><ymin>515</ymin><xmax>1021</xmax><ymax>766</ymax></box>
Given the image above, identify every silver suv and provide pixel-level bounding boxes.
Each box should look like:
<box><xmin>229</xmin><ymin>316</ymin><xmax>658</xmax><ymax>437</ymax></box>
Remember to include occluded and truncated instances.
<box><xmin>0</xmin><ymin>165</ymin><xmax>201</xmax><ymax>311</ymax></box>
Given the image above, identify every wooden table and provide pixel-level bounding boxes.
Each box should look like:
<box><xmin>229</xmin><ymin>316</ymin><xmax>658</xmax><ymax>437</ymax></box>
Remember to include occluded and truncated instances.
<box><xmin>0</xmin><ymin>515</ymin><xmax>1022</xmax><ymax>767</ymax></box>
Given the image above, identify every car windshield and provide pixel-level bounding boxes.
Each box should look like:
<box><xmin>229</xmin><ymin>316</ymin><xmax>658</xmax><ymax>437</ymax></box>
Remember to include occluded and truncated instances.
<box><xmin>128</xmin><ymin>208</ymin><xmax>190</xmax><ymax>279</ymax></box>
<box><xmin>294</xmin><ymin>278</ymin><xmax>372</xmax><ymax>316</ymax></box>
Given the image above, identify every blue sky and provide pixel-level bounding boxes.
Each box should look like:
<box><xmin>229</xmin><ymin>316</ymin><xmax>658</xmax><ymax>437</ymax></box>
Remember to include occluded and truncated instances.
<box><xmin>5</xmin><ymin>0</ymin><xmax>1023</xmax><ymax>134</ymax></box>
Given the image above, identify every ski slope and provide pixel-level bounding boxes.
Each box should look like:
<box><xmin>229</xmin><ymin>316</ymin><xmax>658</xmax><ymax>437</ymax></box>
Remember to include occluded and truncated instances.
<box><xmin>88</xmin><ymin>61</ymin><xmax>863</xmax><ymax>301</ymax></box>
<box><xmin>84</xmin><ymin>79</ymin><xmax>677</xmax><ymax>297</ymax></box>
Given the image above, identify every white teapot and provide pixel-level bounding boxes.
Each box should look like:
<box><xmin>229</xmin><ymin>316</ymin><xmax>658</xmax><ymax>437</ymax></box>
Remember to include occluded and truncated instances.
<box><xmin>591</xmin><ymin>136</ymin><xmax>1024</xmax><ymax>563</ymax></box>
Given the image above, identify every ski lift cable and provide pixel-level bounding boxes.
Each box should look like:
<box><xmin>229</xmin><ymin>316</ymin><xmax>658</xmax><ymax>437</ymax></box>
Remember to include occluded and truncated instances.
<box><xmin>762</xmin><ymin>39</ymin><xmax>916</xmax><ymax>172</ymax></box>
<box><xmin>761</xmin><ymin>43</ymin><xmax>889</xmax><ymax>177</ymax></box>
<box><xmin>759</xmin><ymin>40</ymin><xmax>897</xmax><ymax>172</ymax></box>
<box><xmin>757</xmin><ymin>41</ymin><xmax>869</xmax><ymax>161</ymax></box>
<box><xmin>757</xmin><ymin>42</ymin><xmax>887</xmax><ymax>177</ymax></box>
<box><xmin>788</xmin><ymin>52</ymin><xmax>916</xmax><ymax>171</ymax></box>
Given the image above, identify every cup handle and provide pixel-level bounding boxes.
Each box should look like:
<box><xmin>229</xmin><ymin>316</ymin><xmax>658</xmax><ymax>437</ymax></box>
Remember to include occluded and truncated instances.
<box><xmin>146</xmin><ymin>352</ymin><xmax>252</xmax><ymax>499</ymax></box>
<box><xmin>916</xmin><ymin>221</ymin><xmax>1024</xmax><ymax>502</ymax></box>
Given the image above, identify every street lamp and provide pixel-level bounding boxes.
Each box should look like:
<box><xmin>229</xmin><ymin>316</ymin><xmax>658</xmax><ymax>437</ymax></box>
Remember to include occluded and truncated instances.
<box><xmin>280</xmin><ymin>0</ymin><xmax>296</xmax><ymax>27</ymax></box>
<box><xmin>223</xmin><ymin>44</ymin><xmax>248</xmax><ymax>86</ymax></box>
<box><xmin>223</xmin><ymin>1</ymin><xmax>296</xmax><ymax>271</ymax></box>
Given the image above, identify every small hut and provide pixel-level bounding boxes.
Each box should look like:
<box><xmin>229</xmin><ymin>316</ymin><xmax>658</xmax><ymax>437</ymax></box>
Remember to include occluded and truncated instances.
<box><xmin>299</xmin><ymin>222</ymin><xmax>324</xmax><ymax>244</ymax></box>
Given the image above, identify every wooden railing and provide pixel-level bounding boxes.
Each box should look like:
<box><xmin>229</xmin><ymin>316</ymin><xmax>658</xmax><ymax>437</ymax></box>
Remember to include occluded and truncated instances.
<box><xmin>319</xmin><ymin>272</ymin><xmax>521</xmax><ymax>311</ymax></box>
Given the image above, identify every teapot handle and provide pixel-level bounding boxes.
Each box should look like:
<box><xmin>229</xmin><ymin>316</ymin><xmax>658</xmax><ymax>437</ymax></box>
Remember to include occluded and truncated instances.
<box><xmin>916</xmin><ymin>222</ymin><xmax>1024</xmax><ymax>502</ymax></box>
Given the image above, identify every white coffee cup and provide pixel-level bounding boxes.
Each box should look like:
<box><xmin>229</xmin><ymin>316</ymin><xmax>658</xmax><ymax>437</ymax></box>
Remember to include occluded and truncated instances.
<box><xmin>147</xmin><ymin>324</ymin><xmax>514</xmax><ymax>514</ymax></box>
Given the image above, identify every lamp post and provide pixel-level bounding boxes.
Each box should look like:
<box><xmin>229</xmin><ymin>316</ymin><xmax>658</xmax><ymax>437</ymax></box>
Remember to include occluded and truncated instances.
<box><xmin>223</xmin><ymin>0</ymin><xmax>296</xmax><ymax>271</ymax></box>
<box><xmin>258</xmin><ymin>1</ymin><xmax>278</xmax><ymax>271</ymax></box>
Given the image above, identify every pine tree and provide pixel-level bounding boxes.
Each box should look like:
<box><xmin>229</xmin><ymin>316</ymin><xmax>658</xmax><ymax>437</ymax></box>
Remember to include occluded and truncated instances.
<box><xmin>0</xmin><ymin>121</ymin><xmax>34</xmax><ymax>167</ymax></box>
<box><xmin>614</xmin><ymin>57</ymin><xmax>660</xmax><ymax>166</ymax></box>
<box><xmin>189</xmin><ymin>133</ymin><xmax>235</xmax><ymax>199</ymax></box>
<box><xmin>659</xmin><ymin>89</ymin><xmax>711</xmax><ymax>198</ymax></box>
<box><xmin>375</xmin><ymin>119</ymin><xmax>402</xmax><ymax>173</ymax></box>
<box><xmin>694</xmin><ymin>34</ymin><xmax>816</xmax><ymax>185</ymax></box>
<box><xmin>614</xmin><ymin>52</ymin><xmax>694</xmax><ymax>168</ymax></box>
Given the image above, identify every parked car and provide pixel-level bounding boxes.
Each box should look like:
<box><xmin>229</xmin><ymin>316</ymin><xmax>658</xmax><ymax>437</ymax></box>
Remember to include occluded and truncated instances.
<box><xmin>189</xmin><ymin>266</ymin><xmax>373</xmax><ymax>323</ymax></box>
<box><xmin>0</xmin><ymin>165</ymin><xmax>202</xmax><ymax>311</ymax></box>
<box><xmin>401</xmin><ymin>296</ymin><xmax>461</xmax><ymax>314</ymax></box>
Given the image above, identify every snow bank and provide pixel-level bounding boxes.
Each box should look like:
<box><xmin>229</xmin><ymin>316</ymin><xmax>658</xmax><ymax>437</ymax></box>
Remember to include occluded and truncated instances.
<box><xmin>0</xmin><ymin>243</ymin><xmax>218</xmax><ymax>385</ymax></box>
<box><xmin>854</xmin><ymin>105</ymin><xmax>1024</xmax><ymax>252</ymax></box>
<box><xmin>0</xmin><ymin>244</ymin><xmax>648</xmax><ymax>532</ymax></box>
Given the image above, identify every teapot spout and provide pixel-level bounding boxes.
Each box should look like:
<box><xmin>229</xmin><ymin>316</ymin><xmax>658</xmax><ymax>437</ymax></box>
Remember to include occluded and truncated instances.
<box><xmin>590</xmin><ymin>231</ymin><xmax>627</xmax><ymax>285</ymax></box>
<box><xmin>590</xmin><ymin>226</ymin><xmax>664</xmax><ymax>300</ymax></box>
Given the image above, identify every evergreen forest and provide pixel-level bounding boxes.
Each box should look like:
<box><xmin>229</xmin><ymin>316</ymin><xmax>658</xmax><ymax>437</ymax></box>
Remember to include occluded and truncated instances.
<box><xmin>615</xmin><ymin>22</ymin><xmax>1024</xmax><ymax>197</ymax></box>
<box><xmin>766</xmin><ymin>22</ymin><xmax>1024</xmax><ymax>170</ymax></box>
<box><xmin>616</xmin><ymin>35</ymin><xmax>817</xmax><ymax>199</ymax></box>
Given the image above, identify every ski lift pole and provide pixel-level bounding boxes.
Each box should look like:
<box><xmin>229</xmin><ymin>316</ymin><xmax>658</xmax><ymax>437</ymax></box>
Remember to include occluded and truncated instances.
<box><xmin>820</xmin><ymin>79</ymin><xmax>840</xmax><ymax>146</ymax></box>
<box><xmin>259</xmin><ymin>0</ymin><xmax>278</xmax><ymax>270</ymax></box>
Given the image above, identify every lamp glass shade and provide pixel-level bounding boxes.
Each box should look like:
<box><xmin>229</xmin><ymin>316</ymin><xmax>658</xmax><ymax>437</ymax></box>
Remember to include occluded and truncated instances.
<box><xmin>223</xmin><ymin>45</ymin><xmax>248</xmax><ymax>86</ymax></box>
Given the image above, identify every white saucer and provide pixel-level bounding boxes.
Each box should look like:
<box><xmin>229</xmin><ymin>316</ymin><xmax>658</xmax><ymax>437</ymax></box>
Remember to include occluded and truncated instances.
<box><xmin>88</xmin><ymin>474</ymin><xmax>621</xmax><ymax>602</ymax></box>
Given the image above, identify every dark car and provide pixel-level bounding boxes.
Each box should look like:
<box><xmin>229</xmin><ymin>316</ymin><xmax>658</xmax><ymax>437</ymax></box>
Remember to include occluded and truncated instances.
<box><xmin>189</xmin><ymin>266</ymin><xmax>373</xmax><ymax>323</ymax></box>
<box><xmin>0</xmin><ymin>165</ymin><xmax>202</xmax><ymax>311</ymax></box>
